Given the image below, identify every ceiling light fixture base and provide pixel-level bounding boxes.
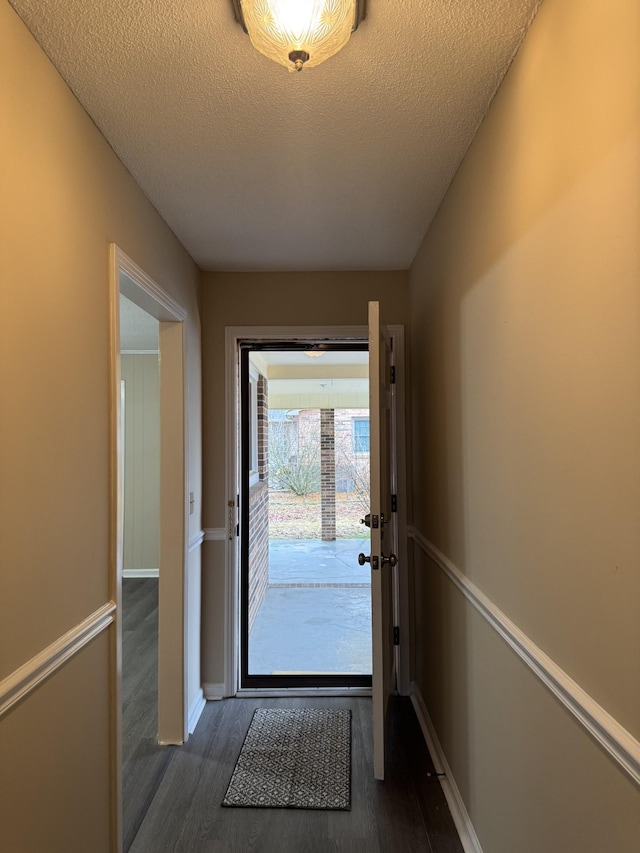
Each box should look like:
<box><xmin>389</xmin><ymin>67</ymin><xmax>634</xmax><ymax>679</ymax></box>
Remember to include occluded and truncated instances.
<box><xmin>230</xmin><ymin>1</ymin><xmax>367</xmax><ymax>71</ymax></box>
<box><xmin>289</xmin><ymin>50</ymin><xmax>310</xmax><ymax>72</ymax></box>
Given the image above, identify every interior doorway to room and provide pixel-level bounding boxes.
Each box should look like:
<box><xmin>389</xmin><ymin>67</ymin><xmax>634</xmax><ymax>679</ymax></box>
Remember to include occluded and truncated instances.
<box><xmin>240</xmin><ymin>343</ymin><xmax>373</xmax><ymax>689</ymax></box>
<box><xmin>111</xmin><ymin>246</ymin><xmax>189</xmax><ymax>850</ymax></box>
<box><xmin>118</xmin><ymin>293</ymin><xmax>164</xmax><ymax>849</ymax></box>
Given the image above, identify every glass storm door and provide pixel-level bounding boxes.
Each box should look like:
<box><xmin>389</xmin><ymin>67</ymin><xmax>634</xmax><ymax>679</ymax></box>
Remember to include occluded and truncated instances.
<box><xmin>239</xmin><ymin>341</ymin><xmax>373</xmax><ymax>690</ymax></box>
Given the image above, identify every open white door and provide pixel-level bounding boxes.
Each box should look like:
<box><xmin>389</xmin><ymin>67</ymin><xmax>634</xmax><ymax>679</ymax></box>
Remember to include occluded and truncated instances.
<box><xmin>368</xmin><ymin>301</ymin><xmax>397</xmax><ymax>780</ymax></box>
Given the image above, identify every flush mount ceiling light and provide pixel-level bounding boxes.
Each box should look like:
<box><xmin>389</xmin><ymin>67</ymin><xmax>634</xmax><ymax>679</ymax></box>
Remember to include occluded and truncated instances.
<box><xmin>304</xmin><ymin>350</ymin><xmax>326</xmax><ymax>358</ymax></box>
<box><xmin>231</xmin><ymin>0</ymin><xmax>367</xmax><ymax>72</ymax></box>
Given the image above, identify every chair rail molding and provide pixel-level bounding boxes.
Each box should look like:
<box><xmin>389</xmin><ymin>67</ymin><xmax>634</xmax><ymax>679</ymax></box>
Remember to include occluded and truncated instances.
<box><xmin>189</xmin><ymin>530</ymin><xmax>206</xmax><ymax>552</ymax></box>
<box><xmin>408</xmin><ymin>526</ymin><xmax>640</xmax><ymax>787</ymax></box>
<box><xmin>123</xmin><ymin>568</ymin><xmax>159</xmax><ymax>578</ymax></box>
<box><xmin>204</xmin><ymin>528</ymin><xmax>226</xmax><ymax>542</ymax></box>
<box><xmin>0</xmin><ymin>602</ymin><xmax>116</xmax><ymax>717</ymax></box>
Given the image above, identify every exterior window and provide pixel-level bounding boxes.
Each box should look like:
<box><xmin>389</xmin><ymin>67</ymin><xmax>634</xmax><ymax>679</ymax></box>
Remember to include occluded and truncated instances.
<box><xmin>352</xmin><ymin>417</ymin><xmax>370</xmax><ymax>454</ymax></box>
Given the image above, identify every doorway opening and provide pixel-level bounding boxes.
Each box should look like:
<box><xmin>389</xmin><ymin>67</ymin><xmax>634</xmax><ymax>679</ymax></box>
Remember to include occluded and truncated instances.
<box><xmin>240</xmin><ymin>342</ymin><xmax>372</xmax><ymax>690</ymax></box>
<box><xmin>119</xmin><ymin>294</ymin><xmax>163</xmax><ymax>849</ymax></box>
<box><xmin>109</xmin><ymin>245</ymin><xmax>189</xmax><ymax>848</ymax></box>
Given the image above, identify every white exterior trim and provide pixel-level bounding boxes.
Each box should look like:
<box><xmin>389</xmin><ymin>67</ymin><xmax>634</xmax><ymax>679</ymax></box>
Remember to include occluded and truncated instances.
<box><xmin>410</xmin><ymin>684</ymin><xmax>483</xmax><ymax>853</ymax></box>
<box><xmin>408</xmin><ymin>526</ymin><xmax>640</xmax><ymax>787</ymax></box>
<box><xmin>0</xmin><ymin>602</ymin><xmax>116</xmax><ymax>718</ymax></box>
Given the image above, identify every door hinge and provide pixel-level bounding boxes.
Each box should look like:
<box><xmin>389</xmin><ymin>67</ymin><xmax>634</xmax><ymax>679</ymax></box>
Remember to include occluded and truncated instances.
<box><xmin>391</xmin><ymin>494</ymin><xmax>397</xmax><ymax>513</ymax></box>
<box><xmin>390</xmin><ymin>365</ymin><xmax>396</xmax><ymax>384</ymax></box>
<box><xmin>393</xmin><ymin>626</ymin><xmax>400</xmax><ymax>646</ymax></box>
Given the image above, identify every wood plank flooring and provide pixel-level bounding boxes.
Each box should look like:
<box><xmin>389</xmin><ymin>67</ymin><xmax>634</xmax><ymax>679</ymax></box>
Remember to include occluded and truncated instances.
<box><xmin>129</xmin><ymin>694</ymin><xmax>463</xmax><ymax>852</ymax></box>
<box><xmin>123</xmin><ymin>578</ymin><xmax>463</xmax><ymax>852</ymax></box>
<box><xmin>122</xmin><ymin>578</ymin><xmax>174</xmax><ymax>851</ymax></box>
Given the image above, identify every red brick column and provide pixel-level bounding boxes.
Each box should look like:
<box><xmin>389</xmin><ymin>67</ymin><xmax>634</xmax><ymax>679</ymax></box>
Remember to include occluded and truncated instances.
<box><xmin>320</xmin><ymin>408</ymin><xmax>336</xmax><ymax>541</ymax></box>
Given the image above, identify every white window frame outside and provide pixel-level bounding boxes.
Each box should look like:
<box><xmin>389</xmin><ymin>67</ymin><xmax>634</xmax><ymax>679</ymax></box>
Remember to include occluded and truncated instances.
<box><xmin>352</xmin><ymin>416</ymin><xmax>370</xmax><ymax>455</ymax></box>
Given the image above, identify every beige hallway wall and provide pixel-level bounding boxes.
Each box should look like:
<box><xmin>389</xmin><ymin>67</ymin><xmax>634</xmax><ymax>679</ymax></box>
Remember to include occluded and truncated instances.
<box><xmin>199</xmin><ymin>270</ymin><xmax>408</xmax><ymax>686</ymax></box>
<box><xmin>408</xmin><ymin>0</ymin><xmax>640</xmax><ymax>850</ymax></box>
<box><xmin>0</xmin><ymin>2</ymin><xmax>201</xmax><ymax>848</ymax></box>
<box><xmin>122</xmin><ymin>354</ymin><xmax>160</xmax><ymax>573</ymax></box>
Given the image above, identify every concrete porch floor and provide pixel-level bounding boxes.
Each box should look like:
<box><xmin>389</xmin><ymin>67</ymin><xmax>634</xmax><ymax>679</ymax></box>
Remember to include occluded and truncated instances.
<box><xmin>248</xmin><ymin>537</ymin><xmax>372</xmax><ymax>675</ymax></box>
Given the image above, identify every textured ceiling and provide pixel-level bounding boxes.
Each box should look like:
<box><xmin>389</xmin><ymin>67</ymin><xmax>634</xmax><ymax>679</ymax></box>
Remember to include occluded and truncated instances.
<box><xmin>10</xmin><ymin>0</ymin><xmax>542</xmax><ymax>271</ymax></box>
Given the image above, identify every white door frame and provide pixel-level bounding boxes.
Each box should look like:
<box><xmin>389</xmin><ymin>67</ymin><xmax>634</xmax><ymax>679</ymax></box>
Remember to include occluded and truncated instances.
<box><xmin>223</xmin><ymin>324</ymin><xmax>409</xmax><ymax>698</ymax></box>
<box><xmin>109</xmin><ymin>245</ymin><xmax>189</xmax><ymax>848</ymax></box>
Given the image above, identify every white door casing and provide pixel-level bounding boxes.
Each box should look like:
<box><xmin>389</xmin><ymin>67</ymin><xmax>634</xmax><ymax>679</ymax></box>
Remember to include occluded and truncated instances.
<box><xmin>223</xmin><ymin>323</ymin><xmax>408</xmax><ymax>705</ymax></box>
<box><xmin>109</xmin><ymin>245</ymin><xmax>190</xmax><ymax>849</ymax></box>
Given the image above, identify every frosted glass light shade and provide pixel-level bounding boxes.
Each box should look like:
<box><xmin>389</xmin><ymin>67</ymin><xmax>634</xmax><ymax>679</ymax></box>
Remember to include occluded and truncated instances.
<box><xmin>239</xmin><ymin>0</ymin><xmax>359</xmax><ymax>71</ymax></box>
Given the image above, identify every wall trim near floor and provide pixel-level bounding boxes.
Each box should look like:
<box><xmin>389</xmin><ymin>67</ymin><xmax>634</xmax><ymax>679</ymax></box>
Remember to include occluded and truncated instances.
<box><xmin>188</xmin><ymin>688</ymin><xmax>207</xmax><ymax>734</ymax></box>
<box><xmin>189</xmin><ymin>530</ymin><xmax>206</xmax><ymax>551</ymax></box>
<box><xmin>408</xmin><ymin>526</ymin><xmax>640</xmax><ymax>787</ymax></box>
<box><xmin>0</xmin><ymin>601</ymin><xmax>116</xmax><ymax>717</ymax></box>
<box><xmin>123</xmin><ymin>568</ymin><xmax>159</xmax><ymax>579</ymax></box>
<box><xmin>204</xmin><ymin>528</ymin><xmax>226</xmax><ymax>542</ymax></box>
<box><xmin>410</xmin><ymin>684</ymin><xmax>483</xmax><ymax>853</ymax></box>
<box><xmin>203</xmin><ymin>682</ymin><xmax>226</xmax><ymax>700</ymax></box>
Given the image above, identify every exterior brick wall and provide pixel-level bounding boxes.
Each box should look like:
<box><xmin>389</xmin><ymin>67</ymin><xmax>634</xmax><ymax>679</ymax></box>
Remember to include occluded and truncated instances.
<box><xmin>248</xmin><ymin>374</ymin><xmax>269</xmax><ymax>630</ymax></box>
<box><xmin>294</xmin><ymin>407</ymin><xmax>370</xmax><ymax>495</ymax></box>
<box><xmin>334</xmin><ymin>408</ymin><xmax>370</xmax><ymax>497</ymax></box>
<box><xmin>248</xmin><ymin>479</ymin><xmax>269</xmax><ymax>631</ymax></box>
<box><xmin>257</xmin><ymin>374</ymin><xmax>268</xmax><ymax>478</ymax></box>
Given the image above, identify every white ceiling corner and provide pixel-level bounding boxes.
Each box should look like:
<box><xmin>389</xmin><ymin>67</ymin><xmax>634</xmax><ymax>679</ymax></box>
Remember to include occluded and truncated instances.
<box><xmin>10</xmin><ymin>0</ymin><xmax>542</xmax><ymax>272</ymax></box>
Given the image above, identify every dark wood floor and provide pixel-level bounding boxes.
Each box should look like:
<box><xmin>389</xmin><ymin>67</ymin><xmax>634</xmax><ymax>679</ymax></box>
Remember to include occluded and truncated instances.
<box><xmin>122</xmin><ymin>578</ymin><xmax>174</xmax><ymax>851</ymax></box>
<box><xmin>123</xmin><ymin>578</ymin><xmax>463</xmax><ymax>852</ymax></box>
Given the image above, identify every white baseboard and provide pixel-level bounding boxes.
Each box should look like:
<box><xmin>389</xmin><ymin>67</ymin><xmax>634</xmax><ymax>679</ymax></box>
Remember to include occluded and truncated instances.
<box><xmin>123</xmin><ymin>568</ymin><xmax>159</xmax><ymax>578</ymax></box>
<box><xmin>410</xmin><ymin>683</ymin><xmax>483</xmax><ymax>853</ymax></box>
<box><xmin>188</xmin><ymin>689</ymin><xmax>206</xmax><ymax>734</ymax></box>
<box><xmin>203</xmin><ymin>682</ymin><xmax>226</xmax><ymax>700</ymax></box>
